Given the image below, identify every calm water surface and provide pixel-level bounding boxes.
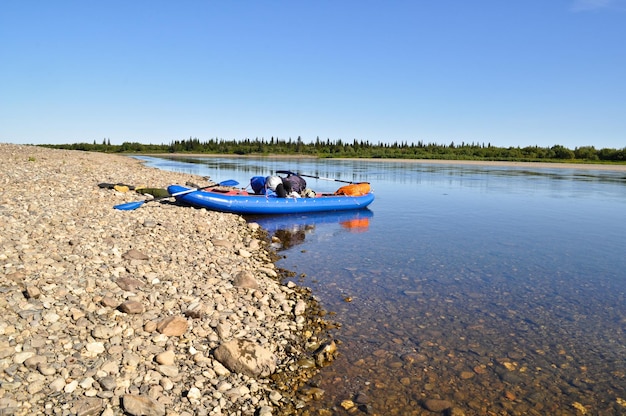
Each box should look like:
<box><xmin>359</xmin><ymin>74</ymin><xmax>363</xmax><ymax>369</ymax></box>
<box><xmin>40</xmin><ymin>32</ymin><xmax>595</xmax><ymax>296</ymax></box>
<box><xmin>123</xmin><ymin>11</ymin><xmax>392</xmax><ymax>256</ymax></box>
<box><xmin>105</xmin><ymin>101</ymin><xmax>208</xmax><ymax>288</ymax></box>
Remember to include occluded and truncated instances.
<box><xmin>137</xmin><ymin>156</ymin><xmax>626</xmax><ymax>415</ymax></box>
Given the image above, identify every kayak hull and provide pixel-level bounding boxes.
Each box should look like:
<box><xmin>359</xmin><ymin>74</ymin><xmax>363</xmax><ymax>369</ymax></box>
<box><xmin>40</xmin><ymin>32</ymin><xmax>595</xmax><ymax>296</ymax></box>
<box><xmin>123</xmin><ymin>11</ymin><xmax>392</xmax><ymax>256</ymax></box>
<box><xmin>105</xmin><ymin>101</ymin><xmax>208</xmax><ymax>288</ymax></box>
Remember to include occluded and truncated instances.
<box><xmin>167</xmin><ymin>185</ymin><xmax>375</xmax><ymax>215</ymax></box>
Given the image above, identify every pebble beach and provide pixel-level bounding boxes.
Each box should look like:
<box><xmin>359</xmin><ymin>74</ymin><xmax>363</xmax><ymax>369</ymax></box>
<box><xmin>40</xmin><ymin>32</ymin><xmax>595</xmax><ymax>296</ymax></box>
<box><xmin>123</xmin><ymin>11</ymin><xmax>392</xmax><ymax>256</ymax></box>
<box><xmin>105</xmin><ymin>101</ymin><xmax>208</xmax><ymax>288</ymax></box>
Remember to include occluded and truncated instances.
<box><xmin>0</xmin><ymin>144</ymin><xmax>332</xmax><ymax>416</ymax></box>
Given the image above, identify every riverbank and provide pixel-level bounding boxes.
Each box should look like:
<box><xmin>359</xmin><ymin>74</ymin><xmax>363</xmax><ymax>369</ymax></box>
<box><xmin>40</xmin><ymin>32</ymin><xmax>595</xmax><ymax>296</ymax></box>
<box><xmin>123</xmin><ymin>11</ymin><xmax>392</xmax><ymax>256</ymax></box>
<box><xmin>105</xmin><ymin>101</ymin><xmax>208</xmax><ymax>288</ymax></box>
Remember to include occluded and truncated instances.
<box><xmin>0</xmin><ymin>144</ymin><xmax>330</xmax><ymax>416</ymax></box>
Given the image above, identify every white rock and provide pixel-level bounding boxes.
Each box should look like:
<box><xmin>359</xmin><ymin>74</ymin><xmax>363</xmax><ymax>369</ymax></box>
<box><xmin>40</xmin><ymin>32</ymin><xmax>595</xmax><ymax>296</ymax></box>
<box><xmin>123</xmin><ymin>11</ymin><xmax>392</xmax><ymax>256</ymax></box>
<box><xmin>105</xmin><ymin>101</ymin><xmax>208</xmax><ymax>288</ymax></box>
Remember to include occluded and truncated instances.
<box><xmin>64</xmin><ymin>380</ymin><xmax>79</xmax><ymax>393</ymax></box>
<box><xmin>85</xmin><ymin>342</ymin><xmax>105</xmax><ymax>356</ymax></box>
<box><xmin>13</xmin><ymin>351</ymin><xmax>35</xmax><ymax>364</ymax></box>
<box><xmin>49</xmin><ymin>378</ymin><xmax>66</xmax><ymax>392</ymax></box>
<box><xmin>187</xmin><ymin>387</ymin><xmax>202</xmax><ymax>400</ymax></box>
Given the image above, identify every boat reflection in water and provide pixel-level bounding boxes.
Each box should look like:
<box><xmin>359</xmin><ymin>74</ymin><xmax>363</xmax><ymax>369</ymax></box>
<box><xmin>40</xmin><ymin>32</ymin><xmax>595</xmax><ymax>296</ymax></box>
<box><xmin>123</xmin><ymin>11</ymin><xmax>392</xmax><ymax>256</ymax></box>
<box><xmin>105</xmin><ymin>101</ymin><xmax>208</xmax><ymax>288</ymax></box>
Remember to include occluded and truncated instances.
<box><xmin>246</xmin><ymin>209</ymin><xmax>374</xmax><ymax>250</ymax></box>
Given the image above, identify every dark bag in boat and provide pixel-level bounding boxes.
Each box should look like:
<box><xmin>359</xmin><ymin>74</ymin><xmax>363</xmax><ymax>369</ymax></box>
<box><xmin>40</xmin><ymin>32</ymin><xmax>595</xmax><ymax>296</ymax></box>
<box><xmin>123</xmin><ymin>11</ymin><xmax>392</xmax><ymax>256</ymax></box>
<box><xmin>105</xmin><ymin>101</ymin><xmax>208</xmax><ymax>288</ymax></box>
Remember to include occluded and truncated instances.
<box><xmin>250</xmin><ymin>176</ymin><xmax>266</xmax><ymax>194</ymax></box>
<box><xmin>282</xmin><ymin>175</ymin><xmax>306</xmax><ymax>193</ymax></box>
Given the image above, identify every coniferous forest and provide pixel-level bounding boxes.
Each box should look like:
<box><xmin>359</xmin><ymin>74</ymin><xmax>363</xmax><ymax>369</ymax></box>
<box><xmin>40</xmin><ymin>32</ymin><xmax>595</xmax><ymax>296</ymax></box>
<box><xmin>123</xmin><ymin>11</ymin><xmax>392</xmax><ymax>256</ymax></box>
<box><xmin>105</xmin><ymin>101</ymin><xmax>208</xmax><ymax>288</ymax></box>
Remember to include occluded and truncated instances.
<box><xmin>42</xmin><ymin>136</ymin><xmax>626</xmax><ymax>163</ymax></box>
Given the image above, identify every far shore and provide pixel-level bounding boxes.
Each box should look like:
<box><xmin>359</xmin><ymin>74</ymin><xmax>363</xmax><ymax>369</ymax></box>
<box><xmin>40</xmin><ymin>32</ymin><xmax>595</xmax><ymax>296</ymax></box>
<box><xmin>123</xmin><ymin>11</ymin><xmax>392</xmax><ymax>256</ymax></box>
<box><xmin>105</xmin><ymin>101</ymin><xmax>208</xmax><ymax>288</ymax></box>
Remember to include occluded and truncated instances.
<box><xmin>140</xmin><ymin>153</ymin><xmax>626</xmax><ymax>172</ymax></box>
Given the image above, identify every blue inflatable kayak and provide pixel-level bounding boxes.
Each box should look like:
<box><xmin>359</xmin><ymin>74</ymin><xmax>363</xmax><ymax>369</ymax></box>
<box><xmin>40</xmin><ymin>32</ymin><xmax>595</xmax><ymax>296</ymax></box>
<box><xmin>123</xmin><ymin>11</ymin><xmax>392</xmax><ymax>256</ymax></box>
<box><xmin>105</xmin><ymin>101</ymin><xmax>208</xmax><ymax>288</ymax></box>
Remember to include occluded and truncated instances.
<box><xmin>167</xmin><ymin>184</ymin><xmax>375</xmax><ymax>215</ymax></box>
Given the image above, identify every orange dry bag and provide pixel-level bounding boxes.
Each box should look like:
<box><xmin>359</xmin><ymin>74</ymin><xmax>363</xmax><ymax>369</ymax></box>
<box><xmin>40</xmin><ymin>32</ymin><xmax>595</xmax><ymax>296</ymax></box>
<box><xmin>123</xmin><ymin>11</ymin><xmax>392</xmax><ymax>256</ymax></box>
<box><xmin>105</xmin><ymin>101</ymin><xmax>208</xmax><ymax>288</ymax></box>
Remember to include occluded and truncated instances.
<box><xmin>334</xmin><ymin>182</ymin><xmax>371</xmax><ymax>196</ymax></box>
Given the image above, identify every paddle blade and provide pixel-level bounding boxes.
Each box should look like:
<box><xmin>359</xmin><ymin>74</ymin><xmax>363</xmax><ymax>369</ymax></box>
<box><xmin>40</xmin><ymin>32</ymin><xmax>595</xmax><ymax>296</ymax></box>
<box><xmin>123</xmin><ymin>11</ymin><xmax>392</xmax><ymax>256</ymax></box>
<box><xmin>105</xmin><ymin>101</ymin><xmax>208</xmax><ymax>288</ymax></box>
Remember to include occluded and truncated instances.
<box><xmin>113</xmin><ymin>201</ymin><xmax>146</xmax><ymax>211</ymax></box>
<box><xmin>114</xmin><ymin>179</ymin><xmax>238</xmax><ymax>210</ymax></box>
<box><xmin>276</xmin><ymin>170</ymin><xmax>297</xmax><ymax>176</ymax></box>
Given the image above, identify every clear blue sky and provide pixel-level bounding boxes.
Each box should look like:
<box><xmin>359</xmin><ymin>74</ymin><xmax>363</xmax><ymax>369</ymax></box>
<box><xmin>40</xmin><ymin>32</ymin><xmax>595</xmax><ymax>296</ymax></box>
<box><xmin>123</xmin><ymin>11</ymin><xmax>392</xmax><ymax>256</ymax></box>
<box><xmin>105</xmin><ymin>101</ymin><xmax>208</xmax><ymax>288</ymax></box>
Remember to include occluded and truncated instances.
<box><xmin>1</xmin><ymin>0</ymin><xmax>625</xmax><ymax>149</ymax></box>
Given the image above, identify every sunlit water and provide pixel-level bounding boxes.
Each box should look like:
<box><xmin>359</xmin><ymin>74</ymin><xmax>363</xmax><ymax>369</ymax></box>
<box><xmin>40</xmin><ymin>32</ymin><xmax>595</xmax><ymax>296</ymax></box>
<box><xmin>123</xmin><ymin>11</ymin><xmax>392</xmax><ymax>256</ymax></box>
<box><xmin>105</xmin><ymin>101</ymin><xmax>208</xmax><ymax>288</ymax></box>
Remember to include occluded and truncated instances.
<box><xmin>136</xmin><ymin>156</ymin><xmax>626</xmax><ymax>415</ymax></box>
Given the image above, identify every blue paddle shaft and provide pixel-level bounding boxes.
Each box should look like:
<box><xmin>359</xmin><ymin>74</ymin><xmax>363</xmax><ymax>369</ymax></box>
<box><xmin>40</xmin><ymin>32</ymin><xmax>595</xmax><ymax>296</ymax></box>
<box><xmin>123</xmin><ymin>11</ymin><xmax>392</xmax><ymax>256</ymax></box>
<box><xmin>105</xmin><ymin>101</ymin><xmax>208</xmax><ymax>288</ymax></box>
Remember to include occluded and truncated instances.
<box><xmin>113</xmin><ymin>179</ymin><xmax>239</xmax><ymax>210</ymax></box>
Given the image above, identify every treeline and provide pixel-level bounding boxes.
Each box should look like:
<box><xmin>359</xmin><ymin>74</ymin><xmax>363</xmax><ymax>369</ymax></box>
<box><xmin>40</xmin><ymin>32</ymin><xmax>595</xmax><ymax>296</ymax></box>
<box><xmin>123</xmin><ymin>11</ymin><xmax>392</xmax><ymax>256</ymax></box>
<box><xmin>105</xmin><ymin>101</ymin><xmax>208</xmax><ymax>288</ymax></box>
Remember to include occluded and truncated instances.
<box><xmin>41</xmin><ymin>137</ymin><xmax>626</xmax><ymax>162</ymax></box>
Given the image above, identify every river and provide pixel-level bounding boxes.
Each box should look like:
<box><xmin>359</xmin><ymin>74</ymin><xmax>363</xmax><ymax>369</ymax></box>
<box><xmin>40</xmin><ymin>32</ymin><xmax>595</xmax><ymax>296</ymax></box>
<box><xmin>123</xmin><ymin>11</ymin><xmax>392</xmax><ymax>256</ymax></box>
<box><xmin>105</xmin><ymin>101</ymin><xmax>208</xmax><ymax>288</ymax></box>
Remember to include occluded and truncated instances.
<box><xmin>136</xmin><ymin>155</ymin><xmax>626</xmax><ymax>415</ymax></box>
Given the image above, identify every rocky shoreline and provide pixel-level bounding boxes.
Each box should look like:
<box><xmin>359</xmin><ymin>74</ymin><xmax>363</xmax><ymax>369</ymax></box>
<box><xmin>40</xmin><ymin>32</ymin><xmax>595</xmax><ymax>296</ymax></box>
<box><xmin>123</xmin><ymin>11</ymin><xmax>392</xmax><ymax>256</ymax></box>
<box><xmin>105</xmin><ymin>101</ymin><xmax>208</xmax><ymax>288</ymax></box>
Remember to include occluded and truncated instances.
<box><xmin>0</xmin><ymin>144</ymin><xmax>334</xmax><ymax>416</ymax></box>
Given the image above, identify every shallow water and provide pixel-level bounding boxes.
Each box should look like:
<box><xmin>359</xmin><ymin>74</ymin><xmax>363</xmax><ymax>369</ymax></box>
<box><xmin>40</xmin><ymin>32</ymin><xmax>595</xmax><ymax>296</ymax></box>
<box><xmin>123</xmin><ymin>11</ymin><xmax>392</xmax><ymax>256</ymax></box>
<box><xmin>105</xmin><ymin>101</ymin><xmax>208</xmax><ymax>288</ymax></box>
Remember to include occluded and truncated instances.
<box><xmin>137</xmin><ymin>156</ymin><xmax>626</xmax><ymax>415</ymax></box>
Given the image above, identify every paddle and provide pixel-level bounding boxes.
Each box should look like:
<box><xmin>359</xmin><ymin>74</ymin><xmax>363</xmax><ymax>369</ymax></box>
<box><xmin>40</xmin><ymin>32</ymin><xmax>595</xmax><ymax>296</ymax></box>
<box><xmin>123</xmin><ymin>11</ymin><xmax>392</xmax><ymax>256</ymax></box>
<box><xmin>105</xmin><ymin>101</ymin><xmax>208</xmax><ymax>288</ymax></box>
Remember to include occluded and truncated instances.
<box><xmin>98</xmin><ymin>182</ymin><xmax>135</xmax><ymax>191</ymax></box>
<box><xmin>113</xmin><ymin>180</ymin><xmax>239</xmax><ymax>211</ymax></box>
<box><xmin>276</xmin><ymin>170</ymin><xmax>368</xmax><ymax>184</ymax></box>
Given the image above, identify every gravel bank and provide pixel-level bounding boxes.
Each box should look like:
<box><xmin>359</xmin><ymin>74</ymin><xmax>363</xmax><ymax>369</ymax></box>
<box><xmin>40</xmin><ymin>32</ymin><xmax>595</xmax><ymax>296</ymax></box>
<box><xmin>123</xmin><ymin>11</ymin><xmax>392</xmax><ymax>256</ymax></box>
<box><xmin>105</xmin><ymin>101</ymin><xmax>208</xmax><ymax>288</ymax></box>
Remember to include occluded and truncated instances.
<box><xmin>0</xmin><ymin>144</ymin><xmax>331</xmax><ymax>416</ymax></box>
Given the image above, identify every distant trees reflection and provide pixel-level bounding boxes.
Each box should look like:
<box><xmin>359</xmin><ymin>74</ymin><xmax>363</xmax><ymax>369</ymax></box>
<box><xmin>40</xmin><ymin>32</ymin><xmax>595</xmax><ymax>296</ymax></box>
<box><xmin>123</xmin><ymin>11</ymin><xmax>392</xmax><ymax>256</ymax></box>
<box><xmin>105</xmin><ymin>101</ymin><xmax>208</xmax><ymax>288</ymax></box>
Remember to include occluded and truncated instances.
<box><xmin>42</xmin><ymin>136</ymin><xmax>625</xmax><ymax>163</ymax></box>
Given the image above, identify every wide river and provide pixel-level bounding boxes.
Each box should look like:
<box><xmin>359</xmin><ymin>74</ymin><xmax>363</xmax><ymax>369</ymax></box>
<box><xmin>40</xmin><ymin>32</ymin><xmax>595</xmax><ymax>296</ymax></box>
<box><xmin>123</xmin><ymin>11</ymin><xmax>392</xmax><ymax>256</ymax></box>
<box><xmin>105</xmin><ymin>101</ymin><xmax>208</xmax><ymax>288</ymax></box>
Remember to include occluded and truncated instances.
<box><xmin>137</xmin><ymin>156</ymin><xmax>626</xmax><ymax>415</ymax></box>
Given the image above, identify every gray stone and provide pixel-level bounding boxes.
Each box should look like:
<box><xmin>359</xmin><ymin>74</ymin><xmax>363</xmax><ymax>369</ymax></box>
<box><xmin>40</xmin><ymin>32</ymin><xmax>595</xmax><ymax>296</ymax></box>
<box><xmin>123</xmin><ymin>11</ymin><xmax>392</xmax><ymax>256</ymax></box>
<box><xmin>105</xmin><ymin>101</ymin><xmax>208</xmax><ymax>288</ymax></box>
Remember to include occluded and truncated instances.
<box><xmin>213</xmin><ymin>340</ymin><xmax>277</xmax><ymax>378</ymax></box>
<box><xmin>294</xmin><ymin>299</ymin><xmax>306</xmax><ymax>316</ymax></box>
<box><xmin>155</xmin><ymin>350</ymin><xmax>175</xmax><ymax>366</ymax></box>
<box><xmin>116</xmin><ymin>277</ymin><xmax>145</xmax><ymax>291</ymax></box>
<box><xmin>156</xmin><ymin>316</ymin><xmax>188</xmax><ymax>336</ymax></box>
<box><xmin>233</xmin><ymin>270</ymin><xmax>258</xmax><ymax>289</ymax></box>
<box><xmin>72</xmin><ymin>397</ymin><xmax>104</xmax><ymax>416</ymax></box>
<box><xmin>118</xmin><ymin>300</ymin><xmax>144</xmax><ymax>314</ymax></box>
<box><xmin>92</xmin><ymin>325</ymin><xmax>121</xmax><ymax>339</ymax></box>
<box><xmin>98</xmin><ymin>376</ymin><xmax>117</xmax><ymax>391</ymax></box>
<box><xmin>212</xmin><ymin>238</ymin><xmax>233</xmax><ymax>248</ymax></box>
<box><xmin>122</xmin><ymin>394</ymin><xmax>165</xmax><ymax>416</ymax></box>
<box><xmin>122</xmin><ymin>249</ymin><xmax>149</xmax><ymax>261</ymax></box>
